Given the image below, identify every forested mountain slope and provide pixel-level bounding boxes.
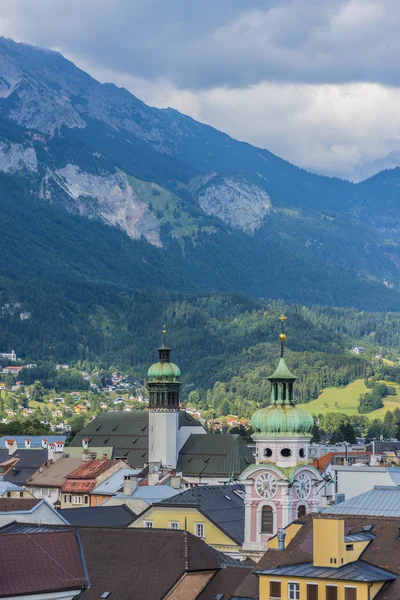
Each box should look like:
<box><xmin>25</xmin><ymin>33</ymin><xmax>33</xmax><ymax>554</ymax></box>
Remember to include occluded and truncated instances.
<box><xmin>0</xmin><ymin>37</ymin><xmax>399</xmax><ymax>312</ymax></box>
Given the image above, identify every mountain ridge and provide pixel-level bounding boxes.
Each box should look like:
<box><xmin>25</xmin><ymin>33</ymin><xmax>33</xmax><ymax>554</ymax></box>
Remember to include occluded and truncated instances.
<box><xmin>0</xmin><ymin>37</ymin><xmax>400</xmax><ymax>313</ymax></box>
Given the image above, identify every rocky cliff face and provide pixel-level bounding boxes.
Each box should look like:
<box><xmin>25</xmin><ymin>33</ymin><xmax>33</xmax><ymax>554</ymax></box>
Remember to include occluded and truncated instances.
<box><xmin>197</xmin><ymin>174</ymin><xmax>271</xmax><ymax>231</ymax></box>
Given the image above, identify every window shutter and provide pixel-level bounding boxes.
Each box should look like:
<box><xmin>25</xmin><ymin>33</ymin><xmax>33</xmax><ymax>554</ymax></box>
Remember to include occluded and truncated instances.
<box><xmin>261</xmin><ymin>506</ymin><xmax>273</xmax><ymax>533</ymax></box>
<box><xmin>345</xmin><ymin>588</ymin><xmax>357</xmax><ymax>600</ymax></box>
<box><xmin>307</xmin><ymin>583</ymin><xmax>318</xmax><ymax>600</ymax></box>
<box><xmin>269</xmin><ymin>581</ymin><xmax>281</xmax><ymax>598</ymax></box>
<box><xmin>326</xmin><ymin>586</ymin><xmax>338</xmax><ymax>600</ymax></box>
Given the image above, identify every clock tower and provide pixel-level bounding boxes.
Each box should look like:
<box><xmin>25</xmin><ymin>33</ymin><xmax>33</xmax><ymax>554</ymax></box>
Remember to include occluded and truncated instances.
<box><xmin>240</xmin><ymin>316</ymin><xmax>323</xmax><ymax>556</ymax></box>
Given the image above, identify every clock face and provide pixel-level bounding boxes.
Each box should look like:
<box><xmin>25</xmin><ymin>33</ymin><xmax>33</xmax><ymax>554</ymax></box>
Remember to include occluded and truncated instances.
<box><xmin>256</xmin><ymin>472</ymin><xmax>277</xmax><ymax>499</ymax></box>
<box><xmin>295</xmin><ymin>472</ymin><xmax>311</xmax><ymax>500</ymax></box>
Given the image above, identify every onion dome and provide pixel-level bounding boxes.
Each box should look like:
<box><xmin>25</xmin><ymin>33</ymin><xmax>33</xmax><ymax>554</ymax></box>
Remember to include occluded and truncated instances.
<box><xmin>251</xmin><ymin>314</ymin><xmax>313</xmax><ymax>437</ymax></box>
<box><xmin>147</xmin><ymin>325</ymin><xmax>181</xmax><ymax>383</ymax></box>
<box><xmin>251</xmin><ymin>403</ymin><xmax>314</xmax><ymax>436</ymax></box>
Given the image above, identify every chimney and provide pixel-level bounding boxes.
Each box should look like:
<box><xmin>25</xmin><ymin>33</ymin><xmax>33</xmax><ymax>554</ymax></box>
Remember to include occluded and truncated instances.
<box><xmin>5</xmin><ymin>440</ymin><xmax>17</xmax><ymax>456</ymax></box>
<box><xmin>25</xmin><ymin>439</ymin><xmax>31</xmax><ymax>449</ymax></box>
<box><xmin>48</xmin><ymin>443</ymin><xmax>56</xmax><ymax>461</ymax></box>
<box><xmin>123</xmin><ymin>475</ymin><xmax>138</xmax><ymax>495</ymax></box>
<box><xmin>170</xmin><ymin>475</ymin><xmax>182</xmax><ymax>490</ymax></box>
<box><xmin>277</xmin><ymin>528</ymin><xmax>286</xmax><ymax>551</ymax></box>
<box><xmin>82</xmin><ymin>438</ymin><xmax>89</xmax><ymax>450</ymax></box>
<box><xmin>42</xmin><ymin>439</ymin><xmax>48</xmax><ymax>449</ymax></box>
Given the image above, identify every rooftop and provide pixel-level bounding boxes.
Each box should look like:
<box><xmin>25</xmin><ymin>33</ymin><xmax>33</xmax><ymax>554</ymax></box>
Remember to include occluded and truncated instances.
<box><xmin>256</xmin><ymin>560</ymin><xmax>397</xmax><ymax>582</ymax></box>
<box><xmin>322</xmin><ymin>486</ymin><xmax>400</xmax><ymax>517</ymax></box>
<box><xmin>91</xmin><ymin>468</ymin><xmax>142</xmax><ymax>496</ymax></box>
<box><xmin>27</xmin><ymin>457</ymin><xmax>83</xmax><ymax>488</ymax></box>
<box><xmin>59</xmin><ymin>505</ymin><xmax>136</xmax><ymax>527</ymax></box>
<box><xmin>0</xmin><ymin>435</ymin><xmax>66</xmax><ymax>449</ymax></box>
<box><xmin>155</xmin><ymin>484</ymin><xmax>245</xmax><ymax>544</ymax></box>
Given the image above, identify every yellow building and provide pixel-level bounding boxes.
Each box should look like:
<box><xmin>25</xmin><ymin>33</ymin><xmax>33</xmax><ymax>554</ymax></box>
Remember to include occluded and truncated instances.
<box><xmin>255</xmin><ymin>515</ymin><xmax>398</xmax><ymax>600</ymax></box>
<box><xmin>131</xmin><ymin>484</ymin><xmax>244</xmax><ymax>555</ymax></box>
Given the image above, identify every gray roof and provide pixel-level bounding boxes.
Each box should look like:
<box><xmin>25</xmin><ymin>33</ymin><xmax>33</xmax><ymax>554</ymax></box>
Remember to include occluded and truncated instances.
<box><xmin>155</xmin><ymin>484</ymin><xmax>245</xmax><ymax>544</ymax></box>
<box><xmin>70</xmin><ymin>411</ymin><xmax>203</xmax><ymax>467</ymax></box>
<box><xmin>0</xmin><ymin>449</ymin><xmax>48</xmax><ymax>485</ymax></box>
<box><xmin>0</xmin><ymin>522</ymin><xmax>70</xmax><ymax>534</ymax></box>
<box><xmin>59</xmin><ymin>505</ymin><xmax>136</xmax><ymax>527</ymax></box>
<box><xmin>176</xmin><ymin>434</ymin><xmax>254</xmax><ymax>478</ymax></box>
<box><xmin>91</xmin><ymin>468</ymin><xmax>142</xmax><ymax>496</ymax></box>
<box><xmin>323</xmin><ymin>486</ymin><xmax>400</xmax><ymax>517</ymax></box>
<box><xmin>113</xmin><ymin>485</ymin><xmax>180</xmax><ymax>504</ymax></box>
<box><xmin>257</xmin><ymin>560</ymin><xmax>397</xmax><ymax>582</ymax></box>
<box><xmin>0</xmin><ymin>481</ymin><xmax>24</xmax><ymax>494</ymax></box>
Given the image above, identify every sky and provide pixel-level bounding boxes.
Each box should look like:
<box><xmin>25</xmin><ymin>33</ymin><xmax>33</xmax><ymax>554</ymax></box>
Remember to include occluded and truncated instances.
<box><xmin>1</xmin><ymin>0</ymin><xmax>400</xmax><ymax>180</ymax></box>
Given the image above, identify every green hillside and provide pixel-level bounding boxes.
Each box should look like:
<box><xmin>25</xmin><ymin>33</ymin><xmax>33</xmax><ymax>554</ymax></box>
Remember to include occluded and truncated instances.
<box><xmin>307</xmin><ymin>378</ymin><xmax>400</xmax><ymax>420</ymax></box>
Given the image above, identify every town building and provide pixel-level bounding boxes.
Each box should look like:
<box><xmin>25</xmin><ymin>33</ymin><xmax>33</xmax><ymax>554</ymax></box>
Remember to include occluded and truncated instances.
<box><xmin>0</xmin><ymin>480</ymin><xmax>33</xmax><ymax>499</ymax></box>
<box><xmin>1</xmin><ymin>365</ymin><xmax>23</xmax><ymax>375</ymax></box>
<box><xmin>104</xmin><ymin>478</ymin><xmax>181</xmax><ymax>514</ymax></box>
<box><xmin>235</xmin><ymin>514</ymin><xmax>400</xmax><ymax>600</ymax></box>
<box><xmin>0</xmin><ymin>498</ymin><xmax>68</xmax><ymax>527</ymax></box>
<box><xmin>333</xmin><ymin>464</ymin><xmax>400</xmax><ymax>500</ymax></box>
<box><xmin>90</xmin><ymin>467</ymin><xmax>141</xmax><ymax>506</ymax></box>
<box><xmin>132</xmin><ymin>484</ymin><xmax>245</xmax><ymax>556</ymax></box>
<box><xmin>25</xmin><ymin>457</ymin><xmax>83</xmax><ymax>505</ymax></box>
<box><xmin>60</xmin><ymin>459</ymin><xmax>127</xmax><ymax>508</ymax></box>
<box><xmin>0</xmin><ymin>447</ymin><xmax>49</xmax><ymax>486</ymax></box>
<box><xmin>0</xmin><ymin>350</ymin><xmax>16</xmax><ymax>361</ymax></box>
<box><xmin>239</xmin><ymin>319</ymin><xmax>323</xmax><ymax>556</ymax></box>
<box><xmin>351</xmin><ymin>346</ymin><xmax>366</xmax><ymax>354</ymax></box>
<box><xmin>70</xmin><ymin>330</ymin><xmax>254</xmax><ymax>482</ymax></box>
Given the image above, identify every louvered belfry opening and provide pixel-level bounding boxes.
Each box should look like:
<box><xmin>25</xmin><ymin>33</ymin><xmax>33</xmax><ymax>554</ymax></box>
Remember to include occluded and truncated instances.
<box><xmin>261</xmin><ymin>505</ymin><xmax>273</xmax><ymax>534</ymax></box>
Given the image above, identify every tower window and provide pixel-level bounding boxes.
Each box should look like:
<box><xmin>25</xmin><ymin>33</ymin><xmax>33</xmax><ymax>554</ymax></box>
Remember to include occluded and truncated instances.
<box><xmin>281</xmin><ymin>448</ymin><xmax>292</xmax><ymax>457</ymax></box>
<box><xmin>282</xmin><ymin>384</ymin><xmax>286</xmax><ymax>401</ymax></box>
<box><xmin>297</xmin><ymin>504</ymin><xmax>306</xmax><ymax>519</ymax></box>
<box><xmin>261</xmin><ymin>505</ymin><xmax>274</xmax><ymax>534</ymax></box>
<box><xmin>299</xmin><ymin>448</ymin><xmax>305</xmax><ymax>458</ymax></box>
<box><xmin>264</xmin><ymin>448</ymin><xmax>273</xmax><ymax>458</ymax></box>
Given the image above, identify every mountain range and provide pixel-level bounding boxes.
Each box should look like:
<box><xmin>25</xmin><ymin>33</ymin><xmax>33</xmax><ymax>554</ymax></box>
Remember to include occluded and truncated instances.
<box><xmin>1</xmin><ymin>34</ymin><xmax>400</xmax><ymax>335</ymax></box>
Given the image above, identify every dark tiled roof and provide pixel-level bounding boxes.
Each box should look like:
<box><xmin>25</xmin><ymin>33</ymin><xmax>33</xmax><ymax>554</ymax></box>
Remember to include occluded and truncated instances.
<box><xmin>197</xmin><ymin>565</ymin><xmax>253</xmax><ymax>600</ymax></box>
<box><xmin>156</xmin><ymin>484</ymin><xmax>245</xmax><ymax>544</ymax></box>
<box><xmin>0</xmin><ymin>498</ymin><xmax>41</xmax><ymax>512</ymax></box>
<box><xmin>234</xmin><ymin>515</ymin><xmax>400</xmax><ymax>599</ymax></box>
<box><xmin>0</xmin><ymin>522</ymin><xmax>71</xmax><ymax>534</ymax></box>
<box><xmin>177</xmin><ymin>434</ymin><xmax>254</xmax><ymax>478</ymax></box>
<box><xmin>257</xmin><ymin>560</ymin><xmax>397</xmax><ymax>582</ymax></box>
<box><xmin>59</xmin><ymin>505</ymin><xmax>136</xmax><ymax>527</ymax></box>
<box><xmin>0</xmin><ymin>530</ymin><xmax>87</xmax><ymax>596</ymax></box>
<box><xmin>69</xmin><ymin>411</ymin><xmax>203</xmax><ymax>467</ymax></box>
<box><xmin>0</xmin><ymin>449</ymin><xmax>48</xmax><ymax>485</ymax></box>
<box><xmin>78</xmin><ymin>527</ymin><xmax>219</xmax><ymax>600</ymax></box>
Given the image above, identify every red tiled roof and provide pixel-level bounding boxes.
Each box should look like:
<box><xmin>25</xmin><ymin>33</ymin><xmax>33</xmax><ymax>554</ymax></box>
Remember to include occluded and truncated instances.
<box><xmin>0</xmin><ymin>531</ymin><xmax>86</xmax><ymax>596</ymax></box>
<box><xmin>0</xmin><ymin>498</ymin><xmax>41</xmax><ymax>512</ymax></box>
<box><xmin>66</xmin><ymin>459</ymin><xmax>120</xmax><ymax>480</ymax></box>
<box><xmin>62</xmin><ymin>480</ymin><xmax>97</xmax><ymax>493</ymax></box>
<box><xmin>312</xmin><ymin>451</ymin><xmax>371</xmax><ymax>471</ymax></box>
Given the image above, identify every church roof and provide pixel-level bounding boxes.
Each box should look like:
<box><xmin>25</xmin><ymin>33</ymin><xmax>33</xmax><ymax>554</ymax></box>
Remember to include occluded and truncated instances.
<box><xmin>176</xmin><ymin>434</ymin><xmax>254</xmax><ymax>478</ymax></box>
<box><xmin>69</xmin><ymin>410</ymin><xmax>203</xmax><ymax>467</ymax></box>
<box><xmin>267</xmin><ymin>357</ymin><xmax>297</xmax><ymax>381</ymax></box>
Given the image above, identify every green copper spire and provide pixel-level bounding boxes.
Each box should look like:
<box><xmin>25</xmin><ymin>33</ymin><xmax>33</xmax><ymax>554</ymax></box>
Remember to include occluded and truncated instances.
<box><xmin>250</xmin><ymin>315</ymin><xmax>314</xmax><ymax>436</ymax></box>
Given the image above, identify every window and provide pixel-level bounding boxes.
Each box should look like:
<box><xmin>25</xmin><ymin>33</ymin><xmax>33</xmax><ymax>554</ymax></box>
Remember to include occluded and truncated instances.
<box><xmin>326</xmin><ymin>586</ymin><xmax>338</xmax><ymax>600</ymax></box>
<box><xmin>65</xmin><ymin>494</ymin><xmax>72</xmax><ymax>503</ymax></box>
<box><xmin>345</xmin><ymin>588</ymin><xmax>357</xmax><ymax>600</ymax></box>
<box><xmin>281</xmin><ymin>448</ymin><xmax>292</xmax><ymax>457</ymax></box>
<box><xmin>6</xmin><ymin>492</ymin><xmax>10</xmax><ymax>498</ymax></box>
<box><xmin>144</xmin><ymin>521</ymin><xmax>153</xmax><ymax>528</ymax></box>
<box><xmin>169</xmin><ymin>522</ymin><xmax>179</xmax><ymax>530</ymax></box>
<box><xmin>261</xmin><ymin>506</ymin><xmax>274</xmax><ymax>534</ymax></box>
<box><xmin>307</xmin><ymin>583</ymin><xmax>318</xmax><ymax>600</ymax></box>
<box><xmin>264</xmin><ymin>448</ymin><xmax>273</xmax><ymax>457</ymax></box>
<box><xmin>195</xmin><ymin>523</ymin><xmax>205</xmax><ymax>538</ymax></box>
<box><xmin>270</xmin><ymin>580</ymin><xmax>281</xmax><ymax>598</ymax></box>
<box><xmin>20</xmin><ymin>491</ymin><xmax>24</xmax><ymax>498</ymax></box>
<box><xmin>346</xmin><ymin>544</ymin><xmax>354</xmax><ymax>551</ymax></box>
<box><xmin>84</xmin><ymin>495</ymin><xmax>89</xmax><ymax>504</ymax></box>
<box><xmin>288</xmin><ymin>582</ymin><xmax>300</xmax><ymax>600</ymax></box>
<box><xmin>297</xmin><ymin>505</ymin><xmax>306</xmax><ymax>519</ymax></box>
<box><xmin>95</xmin><ymin>496</ymin><xmax>99</xmax><ymax>506</ymax></box>
<box><xmin>47</xmin><ymin>489</ymin><xmax>52</xmax><ymax>497</ymax></box>
<box><xmin>72</xmin><ymin>495</ymin><xmax>82</xmax><ymax>505</ymax></box>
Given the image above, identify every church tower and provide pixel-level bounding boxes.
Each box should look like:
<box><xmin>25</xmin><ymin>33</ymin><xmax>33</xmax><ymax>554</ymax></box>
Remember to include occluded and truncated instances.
<box><xmin>240</xmin><ymin>315</ymin><xmax>322</xmax><ymax>556</ymax></box>
<box><xmin>147</xmin><ymin>326</ymin><xmax>181</xmax><ymax>470</ymax></box>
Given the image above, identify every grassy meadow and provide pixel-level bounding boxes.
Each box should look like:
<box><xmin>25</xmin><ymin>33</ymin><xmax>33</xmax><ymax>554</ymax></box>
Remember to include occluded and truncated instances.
<box><xmin>307</xmin><ymin>379</ymin><xmax>400</xmax><ymax>420</ymax></box>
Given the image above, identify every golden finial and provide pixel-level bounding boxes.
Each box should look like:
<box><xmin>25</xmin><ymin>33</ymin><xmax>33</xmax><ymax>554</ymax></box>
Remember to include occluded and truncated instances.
<box><xmin>162</xmin><ymin>324</ymin><xmax>167</xmax><ymax>334</ymax></box>
<box><xmin>162</xmin><ymin>324</ymin><xmax>167</xmax><ymax>347</ymax></box>
<box><xmin>278</xmin><ymin>314</ymin><xmax>287</xmax><ymax>357</ymax></box>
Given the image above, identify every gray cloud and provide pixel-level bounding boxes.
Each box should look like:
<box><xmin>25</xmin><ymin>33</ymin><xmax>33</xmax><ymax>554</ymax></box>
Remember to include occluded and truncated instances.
<box><xmin>2</xmin><ymin>0</ymin><xmax>400</xmax><ymax>90</ymax></box>
<box><xmin>2</xmin><ymin>0</ymin><xmax>400</xmax><ymax>179</ymax></box>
